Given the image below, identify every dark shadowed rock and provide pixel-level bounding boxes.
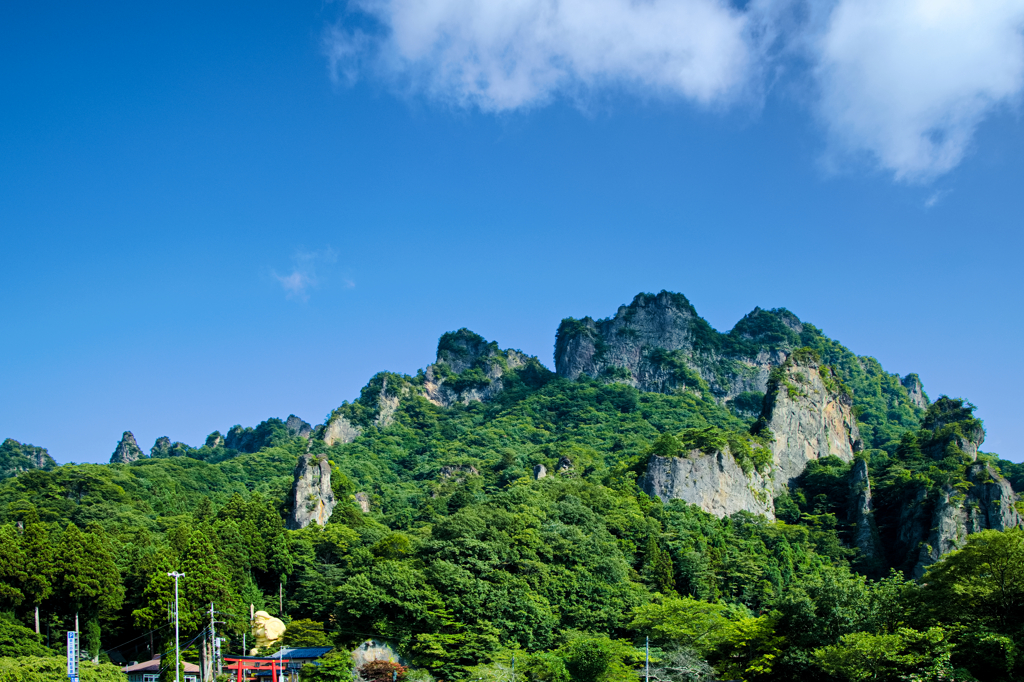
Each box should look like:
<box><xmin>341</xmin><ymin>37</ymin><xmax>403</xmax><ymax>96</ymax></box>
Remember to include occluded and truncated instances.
<box><xmin>285</xmin><ymin>415</ymin><xmax>312</xmax><ymax>438</ymax></box>
<box><xmin>848</xmin><ymin>458</ymin><xmax>885</xmax><ymax>574</ymax></box>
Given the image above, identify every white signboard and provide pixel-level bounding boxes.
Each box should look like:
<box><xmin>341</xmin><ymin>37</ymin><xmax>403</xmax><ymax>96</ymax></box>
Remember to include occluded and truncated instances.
<box><xmin>67</xmin><ymin>631</ymin><xmax>79</xmax><ymax>681</ymax></box>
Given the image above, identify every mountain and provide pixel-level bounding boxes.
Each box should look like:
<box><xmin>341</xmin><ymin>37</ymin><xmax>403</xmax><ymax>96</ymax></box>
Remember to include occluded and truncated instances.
<box><xmin>1</xmin><ymin>290</ymin><xmax>1021</xmax><ymax>682</ymax></box>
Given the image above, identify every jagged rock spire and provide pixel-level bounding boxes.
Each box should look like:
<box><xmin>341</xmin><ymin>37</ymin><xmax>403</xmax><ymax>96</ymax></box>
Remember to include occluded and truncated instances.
<box><xmin>286</xmin><ymin>448</ymin><xmax>337</xmax><ymax>529</ymax></box>
<box><xmin>110</xmin><ymin>431</ymin><xmax>144</xmax><ymax>464</ymax></box>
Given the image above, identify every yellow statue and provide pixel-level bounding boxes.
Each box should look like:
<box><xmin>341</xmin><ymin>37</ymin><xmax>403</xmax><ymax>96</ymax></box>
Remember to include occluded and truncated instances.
<box><xmin>251</xmin><ymin>611</ymin><xmax>287</xmax><ymax>655</ymax></box>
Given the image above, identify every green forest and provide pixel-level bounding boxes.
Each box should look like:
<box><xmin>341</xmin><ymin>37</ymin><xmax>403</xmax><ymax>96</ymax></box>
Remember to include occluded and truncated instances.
<box><xmin>2</xmin><ymin>301</ymin><xmax>1023</xmax><ymax>682</ymax></box>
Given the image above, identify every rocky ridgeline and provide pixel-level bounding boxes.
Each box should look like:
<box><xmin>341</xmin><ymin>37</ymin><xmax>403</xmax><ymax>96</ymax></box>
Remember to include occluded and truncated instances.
<box><xmin>321</xmin><ymin>328</ymin><xmax>549</xmax><ymax>447</ymax></box>
<box><xmin>555</xmin><ymin>291</ymin><xmax>790</xmax><ymax>400</ymax></box>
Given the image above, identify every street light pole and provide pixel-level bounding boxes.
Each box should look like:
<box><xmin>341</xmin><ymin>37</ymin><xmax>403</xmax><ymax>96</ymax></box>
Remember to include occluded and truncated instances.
<box><xmin>168</xmin><ymin>572</ymin><xmax>186</xmax><ymax>682</ymax></box>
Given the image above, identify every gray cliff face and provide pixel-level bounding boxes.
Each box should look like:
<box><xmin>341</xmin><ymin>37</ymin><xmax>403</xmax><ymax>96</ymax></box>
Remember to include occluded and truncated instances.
<box><xmin>554</xmin><ymin>292</ymin><xmax>790</xmax><ymax>400</ymax></box>
<box><xmin>848</xmin><ymin>458</ymin><xmax>884</xmax><ymax>571</ymax></box>
<box><xmin>641</xmin><ymin>448</ymin><xmax>774</xmax><ymax>519</ymax></box>
<box><xmin>286</xmin><ymin>415</ymin><xmax>313</xmax><ymax>439</ymax></box>
<box><xmin>423</xmin><ymin>329</ymin><xmax>531</xmax><ymax>408</ymax></box>
<box><xmin>323</xmin><ymin>415</ymin><xmax>362</xmax><ymax>446</ymax></box>
<box><xmin>287</xmin><ymin>452</ymin><xmax>337</xmax><ymax>529</ymax></box>
<box><xmin>639</xmin><ymin>350</ymin><xmax>861</xmax><ymax>519</ymax></box>
<box><xmin>110</xmin><ymin>431</ymin><xmax>144</xmax><ymax>464</ymax></box>
<box><xmin>901</xmin><ymin>374</ymin><xmax>929</xmax><ymax>410</ymax></box>
<box><xmin>764</xmin><ymin>357</ymin><xmax>861</xmax><ymax>494</ymax></box>
<box><xmin>904</xmin><ymin>463</ymin><xmax>1021</xmax><ymax>577</ymax></box>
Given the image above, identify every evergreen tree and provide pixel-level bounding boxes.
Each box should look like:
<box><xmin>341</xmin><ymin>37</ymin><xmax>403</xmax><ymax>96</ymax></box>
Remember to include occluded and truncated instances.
<box><xmin>0</xmin><ymin>523</ymin><xmax>27</xmax><ymax>610</ymax></box>
<box><xmin>21</xmin><ymin>514</ymin><xmax>56</xmax><ymax>614</ymax></box>
<box><xmin>179</xmin><ymin>527</ymin><xmax>237</xmax><ymax>633</ymax></box>
<box><xmin>56</xmin><ymin>523</ymin><xmax>124</xmax><ymax>620</ymax></box>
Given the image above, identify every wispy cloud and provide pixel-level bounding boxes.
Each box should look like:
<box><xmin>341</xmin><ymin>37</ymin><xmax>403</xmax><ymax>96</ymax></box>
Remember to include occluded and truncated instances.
<box><xmin>272</xmin><ymin>248</ymin><xmax>341</xmax><ymax>301</ymax></box>
<box><xmin>326</xmin><ymin>0</ymin><xmax>1024</xmax><ymax>181</ymax></box>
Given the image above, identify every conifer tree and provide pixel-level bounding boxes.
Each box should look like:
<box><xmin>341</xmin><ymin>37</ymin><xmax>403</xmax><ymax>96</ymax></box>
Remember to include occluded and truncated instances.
<box><xmin>0</xmin><ymin>523</ymin><xmax>27</xmax><ymax>610</ymax></box>
<box><xmin>56</xmin><ymin>523</ymin><xmax>124</xmax><ymax>620</ymax></box>
<box><xmin>21</xmin><ymin>514</ymin><xmax>56</xmax><ymax>613</ymax></box>
<box><xmin>180</xmin><ymin>527</ymin><xmax>236</xmax><ymax>633</ymax></box>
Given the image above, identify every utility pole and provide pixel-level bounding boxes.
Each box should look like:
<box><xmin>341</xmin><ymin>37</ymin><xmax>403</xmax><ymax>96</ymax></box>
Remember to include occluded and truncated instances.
<box><xmin>168</xmin><ymin>572</ymin><xmax>185</xmax><ymax>682</ymax></box>
<box><xmin>511</xmin><ymin>654</ymin><xmax>515</xmax><ymax>682</ymax></box>
<box><xmin>278</xmin><ymin>582</ymin><xmax>283</xmax><ymax>615</ymax></box>
<box><xmin>35</xmin><ymin>606</ymin><xmax>39</xmax><ymax>634</ymax></box>
<box><xmin>644</xmin><ymin>636</ymin><xmax>649</xmax><ymax>682</ymax></box>
<box><xmin>209</xmin><ymin>603</ymin><xmax>216</xmax><ymax>682</ymax></box>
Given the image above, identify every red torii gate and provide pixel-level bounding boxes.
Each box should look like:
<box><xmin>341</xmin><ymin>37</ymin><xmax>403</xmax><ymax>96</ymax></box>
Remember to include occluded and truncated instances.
<box><xmin>223</xmin><ymin>656</ymin><xmax>288</xmax><ymax>682</ymax></box>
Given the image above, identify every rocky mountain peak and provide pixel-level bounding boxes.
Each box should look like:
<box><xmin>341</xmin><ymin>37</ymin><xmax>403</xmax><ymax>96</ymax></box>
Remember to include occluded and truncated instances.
<box><xmin>285</xmin><ymin>415</ymin><xmax>312</xmax><ymax>439</ymax></box>
<box><xmin>424</xmin><ymin>329</ymin><xmax>534</xmax><ymax>408</ymax></box>
<box><xmin>111</xmin><ymin>431</ymin><xmax>144</xmax><ymax>464</ymax></box>
<box><xmin>554</xmin><ymin>292</ymin><xmax>810</xmax><ymax>401</ymax></box>
<box><xmin>0</xmin><ymin>438</ymin><xmax>58</xmax><ymax>478</ymax></box>
<box><xmin>151</xmin><ymin>436</ymin><xmax>171</xmax><ymax>458</ymax></box>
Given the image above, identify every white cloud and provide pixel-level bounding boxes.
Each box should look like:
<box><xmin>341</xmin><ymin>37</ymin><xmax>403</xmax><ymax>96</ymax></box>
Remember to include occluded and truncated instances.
<box><xmin>328</xmin><ymin>0</ymin><xmax>1024</xmax><ymax>181</ymax></box>
<box><xmin>328</xmin><ymin>0</ymin><xmax>756</xmax><ymax>110</ymax></box>
<box><xmin>813</xmin><ymin>0</ymin><xmax>1024</xmax><ymax>182</ymax></box>
<box><xmin>272</xmin><ymin>248</ymin><xmax>339</xmax><ymax>301</ymax></box>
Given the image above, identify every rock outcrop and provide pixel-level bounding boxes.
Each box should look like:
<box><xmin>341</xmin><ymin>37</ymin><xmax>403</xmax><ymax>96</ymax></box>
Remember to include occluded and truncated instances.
<box><xmin>150</xmin><ymin>437</ymin><xmax>190</xmax><ymax>458</ymax></box>
<box><xmin>848</xmin><ymin>458</ymin><xmax>884</xmax><ymax>572</ymax></box>
<box><xmin>640</xmin><ymin>349</ymin><xmax>862</xmax><ymax>519</ymax></box>
<box><xmin>286</xmin><ymin>451</ymin><xmax>337</xmax><ymax>529</ymax></box>
<box><xmin>907</xmin><ymin>463</ymin><xmax>1022</xmax><ymax>577</ymax></box>
<box><xmin>0</xmin><ymin>438</ymin><xmax>58</xmax><ymax>478</ymax></box>
<box><xmin>555</xmin><ymin>292</ymin><xmax>801</xmax><ymax>400</ymax></box>
<box><xmin>354</xmin><ymin>491</ymin><xmax>371</xmax><ymax>513</ymax></box>
<box><xmin>642</xmin><ymin>447</ymin><xmax>775</xmax><ymax>518</ymax></box>
<box><xmin>761</xmin><ymin>352</ymin><xmax>862</xmax><ymax>493</ymax></box>
<box><xmin>423</xmin><ymin>329</ymin><xmax>534</xmax><ymax>407</ymax></box>
<box><xmin>901</xmin><ymin>373</ymin><xmax>929</xmax><ymax>410</ymax></box>
<box><xmin>285</xmin><ymin>415</ymin><xmax>313</xmax><ymax>439</ymax></box>
<box><xmin>110</xmin><ymin>431</ymin><xmax>144</xmax><ymax>464</ymax></box>
<box><xmin>323</xmin><ymin>415</ymin><xmax>362</xmax><ymax>446</ymax></box>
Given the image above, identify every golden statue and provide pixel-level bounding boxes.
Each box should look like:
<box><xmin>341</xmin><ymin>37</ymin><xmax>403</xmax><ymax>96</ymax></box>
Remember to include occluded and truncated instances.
<box><xmin>251</xmin><ymin>611</ymin><xmax>286</xmax><ymax>655</ymax></box>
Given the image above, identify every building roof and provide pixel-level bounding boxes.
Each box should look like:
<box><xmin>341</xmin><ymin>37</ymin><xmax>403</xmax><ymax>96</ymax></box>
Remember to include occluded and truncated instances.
<box><xmin>123</xmin><ymin>656</ymin><xmax>200</xmax><ymax>674</ymax></box>
<box><xmin>276</xmin><ymin>647</ymin><xmax>333</xmax><ymax>660</ymax></box>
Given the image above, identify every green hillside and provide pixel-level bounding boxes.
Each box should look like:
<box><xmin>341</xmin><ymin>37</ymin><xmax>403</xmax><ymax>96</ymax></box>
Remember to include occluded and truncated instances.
<box><xmin>1</xmin><ymin>294</ymin><xmax>1022</xmax><ymax>682</ymax></box>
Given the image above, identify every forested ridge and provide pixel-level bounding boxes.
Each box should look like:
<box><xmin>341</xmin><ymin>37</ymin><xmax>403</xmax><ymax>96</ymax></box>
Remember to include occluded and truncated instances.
<box><xmin>2</xmin><ymin>293</ymin><xmax>1023</xmax><ymax>682</ymax></box>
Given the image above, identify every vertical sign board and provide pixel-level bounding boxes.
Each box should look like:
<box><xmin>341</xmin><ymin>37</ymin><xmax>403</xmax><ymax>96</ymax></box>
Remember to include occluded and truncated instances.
<box><xmin>67</xmin><ymin>632</ymin><xmax>79</xmax><ymax>682</ymax></box>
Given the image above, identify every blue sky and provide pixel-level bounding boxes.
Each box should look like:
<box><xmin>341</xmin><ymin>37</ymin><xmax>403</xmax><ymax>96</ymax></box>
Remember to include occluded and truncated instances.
<box><xmin>2</xmin><ymin>0</ymin><xmax>1023</xmax><ymax>463</ymax></box>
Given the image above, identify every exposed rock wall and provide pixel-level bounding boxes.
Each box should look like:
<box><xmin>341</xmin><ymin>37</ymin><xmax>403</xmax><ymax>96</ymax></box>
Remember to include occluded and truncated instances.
<box><xmin>901</xmin><ymin>374</ymin><xmax>929</xmax><ymax>410</ymax></box>
<box><xmin>641</xmin><ymin>447</ymin><xmax>774</xmax><ymax>519</ymax></box>
<box><xmin>848</xmin><ymin>458</ymin><xmax>884</xmax><ymax>572</ymax></box>
<box><xmin>555</xmin><ymin>292</ymin><xmax>793</xmax><ymax>400</ymax></box>
<box><xmin>110</xmin><ymin>431</ymin><xmax>144</xmax><ymax>464</ymax></box>
<box><xmin>423</xmin><ymin>329</ymin><xmax>532</xmax><ymax>408</ymax></box>
<box><xmin>763</xmin><ymin>356</ymin><xmax>861</xmax><ymax>493</ymax></box>
<box><xmin>285</xmin><ymin>415</ymin><xmax>312</xmax><ymax>439</ymax></box>
<box><xmin>287</xmin><ymin>451</ymin><xmax>337</xmax><ymax>529</ymax></box>
<box><xmin>323</xmin><ymin>415</ymin><xmax>362</xmax><ymax>446</ymax></box>
<box><xmin>909</xmin><ymin>463</ymin><xmax>1022</xmax><ymax>577</ymax></box>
